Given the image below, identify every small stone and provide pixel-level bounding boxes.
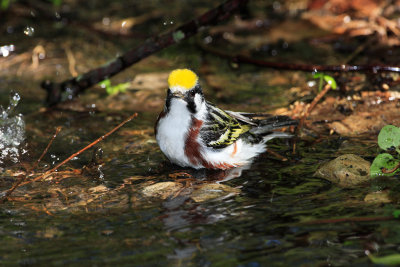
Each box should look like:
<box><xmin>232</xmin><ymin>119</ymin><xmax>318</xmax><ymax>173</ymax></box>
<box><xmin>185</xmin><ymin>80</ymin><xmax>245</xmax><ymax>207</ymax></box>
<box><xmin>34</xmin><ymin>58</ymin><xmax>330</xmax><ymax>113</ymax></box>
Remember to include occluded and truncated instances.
<box><xmin>88</xmin><ymin>185</ymin><xmax>108</xmax><ymax>193</ymax></box>
<box><xmin>364</xmin><ymin>191</ymin><xmax>391</xmax><ymax>204</ymax></box>
<box><xmin>191</xmin><ymin>183</ymin><xmax>240</xmax><ymax>202</ymax></box>
<box><xmin>314</xmin><ymin>154</ymin><xmax>371</xmax><ymax>187</ymax></box>
<box><xmin>142</xmin><ymin>182</ymin><xmax>183</xmax><ymax>200</ymax></box>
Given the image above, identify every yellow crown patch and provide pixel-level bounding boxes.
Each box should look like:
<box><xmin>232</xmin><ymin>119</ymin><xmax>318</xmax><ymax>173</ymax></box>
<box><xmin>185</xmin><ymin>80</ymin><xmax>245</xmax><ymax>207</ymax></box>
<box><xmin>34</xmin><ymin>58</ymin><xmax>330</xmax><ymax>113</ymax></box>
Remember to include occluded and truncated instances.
<box><xmin>168</xmin><ymin>69</ymin><xmax>198</xmax><ymax>90</ymax></box>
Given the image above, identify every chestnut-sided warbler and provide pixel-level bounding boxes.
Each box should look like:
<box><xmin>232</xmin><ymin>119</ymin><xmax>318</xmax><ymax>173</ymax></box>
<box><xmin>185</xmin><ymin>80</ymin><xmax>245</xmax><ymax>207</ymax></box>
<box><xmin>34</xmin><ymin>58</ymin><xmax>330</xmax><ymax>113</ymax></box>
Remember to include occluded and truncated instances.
<box><xmin>155</xmin><ymin>69</ymin><xmax>297</xmax><ymax>170</ymax></box>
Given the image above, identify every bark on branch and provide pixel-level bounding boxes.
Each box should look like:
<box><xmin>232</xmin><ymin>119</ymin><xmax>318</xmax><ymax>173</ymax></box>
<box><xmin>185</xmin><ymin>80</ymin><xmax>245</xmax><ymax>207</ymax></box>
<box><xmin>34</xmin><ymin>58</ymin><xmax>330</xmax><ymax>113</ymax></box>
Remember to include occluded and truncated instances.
<box><xmin>198</xmin><ymin>43</ymin><xmax>400</xmax><ymax>73</ymax></box>
<box><xmin>42</xmin><ymin>0</ymin><xmax>249</xmax><ymax>106</ymax></box>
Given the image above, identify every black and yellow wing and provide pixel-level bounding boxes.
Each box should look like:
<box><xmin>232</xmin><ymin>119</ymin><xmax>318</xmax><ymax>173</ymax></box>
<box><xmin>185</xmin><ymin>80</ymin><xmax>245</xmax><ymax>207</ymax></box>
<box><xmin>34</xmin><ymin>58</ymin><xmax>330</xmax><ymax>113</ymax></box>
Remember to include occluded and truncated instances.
<box><xmin>200</xmin><ymin>102</ymin><xmax>251</xmax><ymax>149</ymax></box>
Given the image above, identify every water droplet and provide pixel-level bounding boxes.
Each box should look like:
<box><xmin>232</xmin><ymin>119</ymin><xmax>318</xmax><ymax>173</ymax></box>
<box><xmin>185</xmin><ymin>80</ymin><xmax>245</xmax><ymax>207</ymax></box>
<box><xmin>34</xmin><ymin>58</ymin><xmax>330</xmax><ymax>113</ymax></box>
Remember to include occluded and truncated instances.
<box><xmin>204</xmin><ymin>36</ymin><xmax>212</xmax><ymax>44</ymax></box>
<box><xmin>0</xmin><ymin>91</ymin><xmax>25</xmax><ymax>165</ymax></box>
<box><xmin>102</xmin><ymin>17</ymin><xmax>110</xmax><ymax>26</ymax></box>
<box><xmin>0</xmin><ymin>44</ymin><xmax>15</xmax><ymax>58</ymax></box>
<box><xmin>23</xmin><ymin>26</ymin><xmax>35</xmax><ymax>36</ymax></box>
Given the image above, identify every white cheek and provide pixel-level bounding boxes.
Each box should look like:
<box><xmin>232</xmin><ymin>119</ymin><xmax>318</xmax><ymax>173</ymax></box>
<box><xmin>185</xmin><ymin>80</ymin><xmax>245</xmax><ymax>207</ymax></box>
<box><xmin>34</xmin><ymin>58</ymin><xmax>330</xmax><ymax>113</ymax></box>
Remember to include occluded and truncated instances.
<box><xmin>194</xmin><ymin>94</ymin><xmax>207</xmax><ymax>118</ymax></box>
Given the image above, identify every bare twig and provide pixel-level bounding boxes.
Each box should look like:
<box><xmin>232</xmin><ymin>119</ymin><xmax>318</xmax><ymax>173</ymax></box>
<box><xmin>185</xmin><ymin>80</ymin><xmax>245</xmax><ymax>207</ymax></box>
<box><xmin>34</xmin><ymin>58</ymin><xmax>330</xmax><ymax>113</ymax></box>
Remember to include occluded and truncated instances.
<box><xmin>42</xmin><ymin>0</ymin><xmax>249</xmax><ymax>106</ymax></box>
<box><xmin>299</xmin><ymin>83</ymin><xmax>332</xmax><ymax>131</ymax></box>
<box><xmin>31</xmin><ymin>126</ymin><xmax>62</xmax><ymax>171</ymax></box>
<box><xmin>18</xmin><ymin>113</ymin><xmax>138</xmax><ymax>187</ymax></box>
<box><xmin>292</xmin><ymin>84</ymin><xmax>332</xmax><ymax>154</ymax></box>
<box><xmin>0</xmin><ymin>126</ymin><xmax>62</xmax><ymax>204</ymax></box>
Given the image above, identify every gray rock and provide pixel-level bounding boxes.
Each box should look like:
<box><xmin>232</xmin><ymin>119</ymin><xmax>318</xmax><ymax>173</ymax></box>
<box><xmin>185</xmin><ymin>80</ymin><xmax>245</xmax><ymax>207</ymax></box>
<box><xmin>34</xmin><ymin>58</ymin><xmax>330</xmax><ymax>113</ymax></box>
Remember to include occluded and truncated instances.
<box><xmin>314</xmin><ymin>154</ymin><xmax>371</xmax><ymax>187</ymax></box>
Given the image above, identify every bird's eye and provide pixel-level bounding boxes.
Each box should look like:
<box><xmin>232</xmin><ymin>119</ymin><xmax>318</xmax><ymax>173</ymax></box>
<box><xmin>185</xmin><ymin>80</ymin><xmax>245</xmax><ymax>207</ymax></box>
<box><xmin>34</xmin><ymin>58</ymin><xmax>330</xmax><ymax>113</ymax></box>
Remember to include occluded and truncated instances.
<box><xmin>190</xmin><ymin>90</ymin><xmax>196</xmax><ymax>97</ymax></box>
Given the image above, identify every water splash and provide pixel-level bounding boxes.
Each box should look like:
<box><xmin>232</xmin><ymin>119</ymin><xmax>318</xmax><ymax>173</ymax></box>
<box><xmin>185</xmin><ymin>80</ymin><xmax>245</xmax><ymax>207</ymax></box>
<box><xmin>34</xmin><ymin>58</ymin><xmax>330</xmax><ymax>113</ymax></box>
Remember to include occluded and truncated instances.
<box><xmin>0</xmin><ymin>91</ymin><xmax>26</xmax><ymax>165</ymax></box>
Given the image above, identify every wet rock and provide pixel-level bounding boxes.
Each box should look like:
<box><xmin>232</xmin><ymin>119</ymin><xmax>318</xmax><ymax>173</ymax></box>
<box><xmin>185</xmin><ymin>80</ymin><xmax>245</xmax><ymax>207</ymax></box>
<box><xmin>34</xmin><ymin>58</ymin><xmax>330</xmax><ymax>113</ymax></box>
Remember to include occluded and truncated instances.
<box><xmin>88</xmin><ymin>185</ymin><xmax>108</xmax><ymax>193</ymax></box>
<box><xmin>314</xmin><ymin>154</ymin><xmax>371</xmax><ymax>187</ymax></box>
<box><xmin>142</xmin><ymin>182</ymin><xmax>183</xmax><ymax>200</ymax></box>
<box><xmin>191</xmin><ymin>183</ymin><xmax>240</xmax><ymax>202</ymax></box>
<box><xmin>364</xmin><ymin>191</ymin><xmax>391</xmax><ymax>204</ymax></box>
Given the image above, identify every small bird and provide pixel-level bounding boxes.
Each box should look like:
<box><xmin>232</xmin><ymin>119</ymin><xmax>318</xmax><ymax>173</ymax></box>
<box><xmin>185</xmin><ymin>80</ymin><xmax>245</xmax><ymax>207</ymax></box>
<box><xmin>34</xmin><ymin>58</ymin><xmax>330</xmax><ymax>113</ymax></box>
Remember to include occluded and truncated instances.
<box><xmin>155</xmin><ymin>69</ymin><xmax>297</xmax><ymax>170</ymax></box>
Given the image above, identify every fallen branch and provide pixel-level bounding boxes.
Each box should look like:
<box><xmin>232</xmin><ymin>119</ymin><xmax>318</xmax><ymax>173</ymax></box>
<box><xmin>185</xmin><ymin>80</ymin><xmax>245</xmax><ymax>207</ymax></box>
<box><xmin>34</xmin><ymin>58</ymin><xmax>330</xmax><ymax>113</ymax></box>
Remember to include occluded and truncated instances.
<box><xmin>198</xmin><ymin>43</ymin><xmax>400</xmax><ymax>73</ymax></box>
<box><xmin>1</xmin><ymin>113</ymin><xmax>138</xmax><ymax>202</ymax></box>
<box><xmin>42</xmin><ymin>0</ymin><xmax>249</xmax><ymax>106</ymax></box>
<box><xmin>302</xmin><ymin>215</ymin><xmax>395</xmax><ymax>225</ymax></box>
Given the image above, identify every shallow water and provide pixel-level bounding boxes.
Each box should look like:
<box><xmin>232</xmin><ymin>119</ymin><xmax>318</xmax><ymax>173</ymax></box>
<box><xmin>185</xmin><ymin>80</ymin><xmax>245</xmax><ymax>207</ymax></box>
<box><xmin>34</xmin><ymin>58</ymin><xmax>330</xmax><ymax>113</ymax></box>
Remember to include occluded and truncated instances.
<box><xmin>1</xmin><ymin>0</ymin><xmax>400</xmax><ymax>266</ymax></box>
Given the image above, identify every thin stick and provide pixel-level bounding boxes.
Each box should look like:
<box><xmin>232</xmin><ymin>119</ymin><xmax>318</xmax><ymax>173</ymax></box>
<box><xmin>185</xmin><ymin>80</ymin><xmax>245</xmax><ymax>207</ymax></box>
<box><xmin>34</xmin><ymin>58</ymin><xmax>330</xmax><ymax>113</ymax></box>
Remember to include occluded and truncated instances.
<box><xmin>31</xmin><ymin>126</ymin><xmax>62</xmax><ymax>171</ymax></box>
<box><xmin>19</xmin><ymin>113</ymin><xmax>138</xmax><ymax>187</ymax></box>
<box><xmin>292</xmin><ymin>84</ymin><xmax>332</xmax><ymax>154</ymax></box>
<box><xmin>0</xmin><ymin>126</ymin><xmax>62</xmax><ymax>204</ymax></box>
<box><xmin>299</xmin><ymin>83</ymin><xmax>332</xmax><ymax>130</ymax></box>
<box><xmin>302</xmin><ymin>216</ymin><xmax>394</xmax><ymax>225</ymax></box>
<box><xmin>266</xmin><ymin>149</ymin><xmax>288</xmax><ymax>161</ymax></box>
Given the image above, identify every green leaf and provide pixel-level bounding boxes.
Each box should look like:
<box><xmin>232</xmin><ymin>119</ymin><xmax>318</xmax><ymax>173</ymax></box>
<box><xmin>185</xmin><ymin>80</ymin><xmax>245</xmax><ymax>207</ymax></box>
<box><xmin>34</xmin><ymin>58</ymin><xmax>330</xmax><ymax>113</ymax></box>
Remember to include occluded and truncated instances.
<box><xmin>51</xmin><ymin>0</ymin><xmax>62</xmax><ymax>6</ymax></box>
<box><xmin>323</xmin><ymin>75</ymin><xmax>337</xmax><ymax>90</ymax></box>
<box><xmin>1</xmin><ymin>0</ymin><xmax>10</xmax><ymax>10</ymax></box>
<box><xmin>393</xmin><ymin>210</ymin><xmax>400</xmax><ymax>218</ymax></box>
<box><xmin>172</xmin><ymin>30</ymin><xmax>185</xmax><ymax>42</ymax></box>
<box><xmin>312</xmin><ymin>73</ymin><xmax>323</xmax><ymax>79</ymax></box>
<box><xmin>99</xmin><ymin>79</ymin><xmax>129</xmax><ymax>95</ymax></box>
<box><xmin>312</xmin><ymin>73</ymin><xmax>337</xmax><ymax>90</ymax></box>
<box><xmin>378</xmin><ymin>125</ymin><xmax>400</xmax><ymax>152</ymax></box>
<box><xmin>370</xmin><ymin>153</ymin><xmax>400</xmax><ymax>177</ymax></box>
<box><xmin>367</xmin><ymin>251</ymin><xmax>400</xmax><ymax>265</ymax></box>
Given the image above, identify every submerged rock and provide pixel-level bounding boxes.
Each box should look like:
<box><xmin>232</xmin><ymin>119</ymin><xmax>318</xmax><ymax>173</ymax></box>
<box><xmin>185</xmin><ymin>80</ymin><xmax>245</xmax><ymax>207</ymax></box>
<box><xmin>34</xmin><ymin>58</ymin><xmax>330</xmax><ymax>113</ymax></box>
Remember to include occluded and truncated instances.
<box><xmin>364</xmin><ymin>191</ymin><xmax>391</xmax><ymax>204</ymax></box>
<box><xmin>314</xmin><ymin>154</ymin><xmax>371</xmax><ymax>187</ymax></box>
<box><xmin>142</xmin><ymin>182</ymin><xmax>183</xmax><ymax>200</ymax></box>
<box><xmin>191</xmin><ymin>183</ymin><xmax>240</xmax><ymax>202</ymax></box>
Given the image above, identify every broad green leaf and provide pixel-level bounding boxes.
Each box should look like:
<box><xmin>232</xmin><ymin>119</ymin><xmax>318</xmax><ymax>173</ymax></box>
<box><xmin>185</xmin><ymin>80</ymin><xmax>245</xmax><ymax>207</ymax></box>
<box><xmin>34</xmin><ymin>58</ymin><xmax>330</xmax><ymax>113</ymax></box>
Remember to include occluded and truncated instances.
<box><xmin>378</xmin><ymin>125</ymin><xmax>400</xmax><ymax>152</ymax></box>
<box><xmin>323</xmin><ymin>75</ymin><xmax>337</xmax><ymax>90</ymax></box>
<box><xmin>370</xmin><ymin>153</ymin><xmax>400</xmax><ymax>177</ymax></box>
<box><xmin>367</xmin><ymin>251</ymin><xmax>400</xmax><ymax>265</ymax></box>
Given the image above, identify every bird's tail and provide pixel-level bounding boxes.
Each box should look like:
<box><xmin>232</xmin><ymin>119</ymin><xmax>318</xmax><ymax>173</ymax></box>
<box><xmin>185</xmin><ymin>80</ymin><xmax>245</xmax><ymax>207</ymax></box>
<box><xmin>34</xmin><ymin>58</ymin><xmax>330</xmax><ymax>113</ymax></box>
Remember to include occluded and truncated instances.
<box><xmin>249</xmin><ymin>115</ymin><xmax>298</xmax><ymax>135</ymax></box>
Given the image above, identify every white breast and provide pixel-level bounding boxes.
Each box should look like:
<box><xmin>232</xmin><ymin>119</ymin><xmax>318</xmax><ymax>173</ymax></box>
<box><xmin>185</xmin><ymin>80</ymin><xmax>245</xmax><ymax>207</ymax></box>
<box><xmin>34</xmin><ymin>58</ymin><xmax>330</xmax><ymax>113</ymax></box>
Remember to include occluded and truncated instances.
<box><xmin>156</xmin><ymin>98</ymin><xmax>192</xmax><ymax>167</ymax></box>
